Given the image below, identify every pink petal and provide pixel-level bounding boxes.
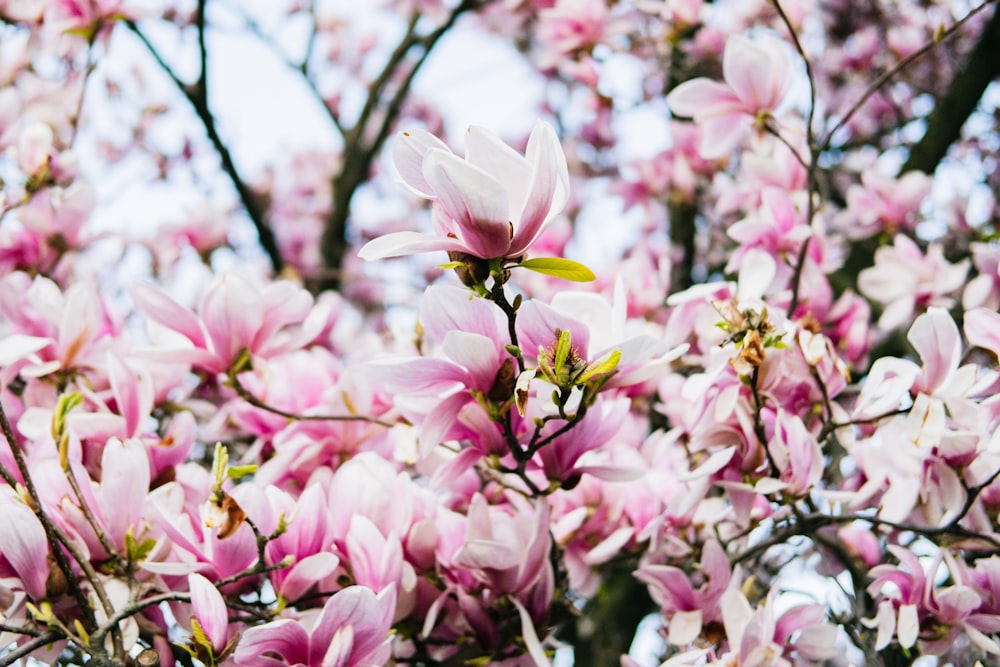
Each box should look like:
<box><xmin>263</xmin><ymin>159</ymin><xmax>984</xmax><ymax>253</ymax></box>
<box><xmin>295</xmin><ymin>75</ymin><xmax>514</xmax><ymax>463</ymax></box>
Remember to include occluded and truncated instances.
<box><xmin>419</xmin><ymin>285</ymin><xmax>505</xmax><ymax>343</ymax></box>
<box><xmin>417</xmin><ymin>390</ymin><xmax>471</xmax><ymax>458</ymax></box>
<box><xmin>320</xmin><ymin>624</ymin><xmax>354</xmax><ymax>667</ymax></box>
<box><xmin>311</xmin><ymin>586</ymin><xmax>395</xmax><ymax>665</ymax></box>
<box><xmin>442</xmin><ymin>331</ymin><xmax>502</xmax><ymax>392</ymax></box>
<box><xmin>515</xmin><ymin>300</ymin><xmax>589</xmax><ymax>358</ymax></box>
<box><xmin>512</xmin><ymin>597</ymin><xmax>551</xmax><ymax>667</ymax></box>
<box><xmin>107</xmin><ymin>352</ymin><xmax>140</xmax><ymax>437</ymax></box>
<box><xmin>235</xmin><ymin>619</ymin><xmax>309</xmax><ymax>666</ymax></box>
<box><xmin>0</xmin><ymin>502</ymin><xmax>49</xmax><ymax>599</ymax></box>
<box><xmin>200</xmin><ymin>273</ymin><xmax>265</xmax><ymax>367</ymax></box>
<box><xmin>907</xmin><ymin>307</ymin><xmax>960</xmax><ymax>394</ymax></box>
<box><xmin>357</xmin><ymin>231</ymin><xmax>468</xmax><ymax>260</ymax></box>
<box><xmin>392</xmin><ymin>129</ymin><xmax>452</xmax><ymax>198</ymax></box>
<box><xmin>0</xmin><ymin>334</ymin><xmax>50</xmax><ymax>366</ymax></box>
<box><xmin>57</xmin><ymin>284</ymin><xmax>101</xmax><ymax>366</ymax></box>
<box><xmin>369</xmin><ymin>357</ymin><xmax>470</xmax><ymax>393</ymax></box>
<box><xmin>188</xmin><ymin>573</ymin><xmax>229</xmax><ymax>653</ymax></box>
<box><xmin>964</xmin><ymin>307</ymin><xmax>1000</xmax><ymax>360</ymax></box>
<box><xmin>254</xmin><ymin>281</ymin><xmax>315</xmax><ymax>351</ymax></box>
<box><xmin>666</xmin><ymin>78</ymin><xmax>741</xmax><ymax>120</ymax></box>
<box><xmin>279</xmin><ymin>552</ymin><xmax>340</xmax><ymax>602</ymax></box>
<box><xmin>510</xmin><ymin>121</ymin><xmax>569</xmax><ymax>256</ymax></box>
<box><xmin>724</xmin><ymin>35</ymin><xmax>779</xmax><ymax>110</ymax></box>
<box><xmin>423</xmin><ymin>150</ymin><xmax>512</xmax><ymax>259</ymax></box>
<box><xmin>464</xmin><ymin>125</ymin><xmax>532</xmax><ymax>210</ymax></box>
<box><xmin>346</xmin><ymin>515</ymin><xmax>400</xmax><ymax>593</ymax></box>
<box><xmin>698</xmin><ymin>113</ymin><xmax>748</xmax><ymax>158</ymax></box>
<box><xmin>99</xmin><ymin>437</ymin><xmax>151</xmax><ymax>546</ymax></box>
<box><xmin>131</xmin><ymin>283</ymin><xmax>207</xmax><ymax>349</ymax></box>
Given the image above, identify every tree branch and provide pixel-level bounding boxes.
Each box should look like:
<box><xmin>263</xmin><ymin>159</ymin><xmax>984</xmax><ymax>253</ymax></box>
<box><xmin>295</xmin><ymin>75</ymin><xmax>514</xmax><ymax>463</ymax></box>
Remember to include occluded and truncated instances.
<box><xmin>318</xmin><ymin>0</ymin><xmax>491</xmax><ymax>292</ymax></box>
<box><xmin>900</xmin><ymin>3</ymin><xmax>1000</xmax><ymax>174</ymax></box>
<box><xmin>125</xmin><ymin>16</ymin><xmax>285</xmax><ymax>274</ymax></box>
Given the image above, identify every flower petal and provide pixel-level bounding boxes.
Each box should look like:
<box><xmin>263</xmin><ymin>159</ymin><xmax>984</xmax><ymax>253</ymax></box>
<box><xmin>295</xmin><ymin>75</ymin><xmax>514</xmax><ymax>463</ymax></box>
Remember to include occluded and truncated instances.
<box><xmin>667</xmin><ymin>78</ymin><xmax>741</xmax><ymax>120</ymax></box>
<box><xmin>393</xmin><ymin>130</ymin><xmax>452</xmax><ymax>197</ymax></box>
<box><xmin>510</xmin><ymin>121</ymin><xmax>569</xmax><ymax>256</ymax></box>
<box><xmin>423</xmin><ymin>150</ymin><xmax>512</xmax><ymax>259</ymax></box>
<box><xmin>357</xmin><ymin>230</ymin><xmax>468</xmax><ymax>261</ymax></box>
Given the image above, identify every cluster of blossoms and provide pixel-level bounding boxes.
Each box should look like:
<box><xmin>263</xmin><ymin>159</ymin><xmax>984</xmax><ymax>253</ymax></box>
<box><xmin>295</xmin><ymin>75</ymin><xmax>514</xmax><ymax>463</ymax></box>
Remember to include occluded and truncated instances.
<box><xmin>1</xmin><ymin>1</ymin><xmax>1000</xmax><ymax>666</ymax></box>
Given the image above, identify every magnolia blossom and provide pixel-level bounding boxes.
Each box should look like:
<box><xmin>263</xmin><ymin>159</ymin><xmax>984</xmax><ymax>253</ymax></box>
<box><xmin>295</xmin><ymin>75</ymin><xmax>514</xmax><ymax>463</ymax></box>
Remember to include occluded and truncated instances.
<box><xmin>358</xmin><ymin>121</ymin><xmax>570</xmax><ymax>263</ymax></box>
<box><xmin>233</xmin><ymin>585</ymin><xmax>396</xmax><ymax>667</ymax></box>
<box><xmin>132</xmin><ymin>270</ymin><xmax>329</xmax><ymax>374</ymax></box>
<box><xmin>858</xmin><ymin>235</ymin><xmax>968</xmax><ymax>330</ymax></box>
<box><xmin>667</xmin><ymin>34</ymin><xmax>794</xmax><ymax>157</ymax></box>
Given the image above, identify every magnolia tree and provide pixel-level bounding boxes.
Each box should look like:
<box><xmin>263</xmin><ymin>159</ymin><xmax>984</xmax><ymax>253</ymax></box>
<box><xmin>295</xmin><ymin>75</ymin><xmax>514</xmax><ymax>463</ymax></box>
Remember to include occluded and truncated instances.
<box><xmin>1</xmin><ymin>0</ymin><xmax>1000</xmax><ymax>665</ymax></box>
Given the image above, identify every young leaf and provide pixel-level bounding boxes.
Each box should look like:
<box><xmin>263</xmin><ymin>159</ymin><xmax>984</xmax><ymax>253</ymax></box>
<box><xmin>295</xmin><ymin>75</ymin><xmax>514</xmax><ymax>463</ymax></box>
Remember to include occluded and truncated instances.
<box><xmin>227</xmin><ymin>464</ymin><xmax>258</xmax><ymax>480</ymax></box>
<box><xmin>518</xmin><ymin>258</ymin><xmax>596</xmax><ymax>282</ymax></box>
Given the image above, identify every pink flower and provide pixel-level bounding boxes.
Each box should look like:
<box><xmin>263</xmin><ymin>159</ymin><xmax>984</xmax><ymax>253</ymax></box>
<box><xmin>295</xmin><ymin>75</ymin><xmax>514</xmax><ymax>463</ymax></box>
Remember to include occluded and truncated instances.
<box><xmin>715</xmin><ymin>586</ymin><xmax>837</xmax><ymax>666</ymax></box>
<box><xmin>358</xmin><ymin>121</ymin><xmax>570</xmax><ymax>262</ymax></box>
<box><xmin>366</xmin><ymin>285</ymin><xmax>514</xmax><ymax>455</ymax></box>
<box><xmin>453</xmin><ymin>493</ymin><xmax>552</xmax><ymax>596</ymax></box>
<box><xmin>131</xmin><ymin>271</ymin><xmax>329</xmax><ymax>374</ymax></box>
<box><xmin>635</xmin><ymin>539</ymin><xmax>731</xmax><ymax>646</ymax></box>
<box><xmin>857</xmin><ymin>235</ymin><xmax>968</xmax><ymax>330</ymax></box>
<box><xmin>536</xmin><ymin>0</ymin><xmax>608</xmax><ymax>66</ymax></box>
<box><xmin>233</xmin><ymin>585</ymin><xmax>396</xmax><ymax>667</ymax></box>
<box><xmin>46</xmin><ymin>0</ymin><xmax>127</xmax><ymax>35</ymax></box>
<box><xmin>768</xmin><ymin>410</ymin><xmax>822</xmax><ymax>496</ymax></box>
<box><xmin>667</xmin><ymin>34</ymin><xmax>793</xmax><ymax>157</ymax></box>
<box><xmin>837</xmin><ymin>169</ymin><xmax>932</xmax><ymax>240</ymax></box>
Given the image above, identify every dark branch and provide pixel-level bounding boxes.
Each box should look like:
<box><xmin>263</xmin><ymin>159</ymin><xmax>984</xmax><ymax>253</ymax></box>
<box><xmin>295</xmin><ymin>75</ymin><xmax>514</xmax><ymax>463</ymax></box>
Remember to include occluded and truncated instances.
<box><xmin>125</xmin><ymin>16</ymin><xmax>285</xmax><ymax>275</ymax></box>
<box><xmin>318</xmin><ymin>0</ymin><xmax>490</xmax><ymax>292</ymax></box>
<box><xmin>901</xmin><ymin>3</ymin><xmax>1000</xmax><ymax>174</ymax></box>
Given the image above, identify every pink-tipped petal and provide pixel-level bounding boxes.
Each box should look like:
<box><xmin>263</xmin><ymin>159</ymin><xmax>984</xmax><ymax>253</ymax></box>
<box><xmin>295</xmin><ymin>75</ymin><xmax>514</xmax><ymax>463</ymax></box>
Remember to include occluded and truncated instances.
<box><xmin>311</xmin><ymin>586</ymin><xmax>395</xmax><ymax>665</ymax></box>
<box><xmin>441</xmin><ymin>331</ymin><xmax>502</xmax><ymax>392</ymax></box>
<box><xmin>107</xmin><ymin>352</ymin><xmax>140</xmax><ymax>437</ymax></box>
<box><xmin>907</xmin><ymin>307</ymin><xmax>960</xmax><ymax>394</ymax></box>
<box><xmin>512</xmin><ymin>597</ymin><xmax>552</xmax><ymax>667</ymax></box>
<box><xmin>965</xmin><ymin>307</ymin><xmax>1000</xmax><ymax>359</ymax></box>
<box><xmin>698</xmin><ymin>113</ymin><xmax>748</xmax><ymax>158</ymax></box>
<box><xmin>419</xmin><ymin>285</ymin><xmax>504</xmax><ymax>343</ymax></box>
<box><xmin>235</xmin><ymin>619</ymin><xmax>309</xmax><ymax>666</ymax></box>
<box><xmin>279</xmin><ymin>552</ymin><xmax>340</xmax><ymax>603</ymax></box>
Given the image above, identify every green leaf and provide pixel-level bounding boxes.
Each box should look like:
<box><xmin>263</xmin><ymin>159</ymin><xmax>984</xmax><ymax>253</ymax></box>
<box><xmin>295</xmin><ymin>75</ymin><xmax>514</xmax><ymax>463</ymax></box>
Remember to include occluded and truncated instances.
<box><xmin>436</xmin><ymin>261</ymin><xmax>466</xmax><ymax>270</ymax></box>
<box><xmin>125</xmin><ymin>528</ymin><xmax>156</xmax><ymax>563</ymax></box>
<box><xmin>226</xmin><ymin>464</ymin><xmax>258</xmax><ymax>480</ymax></box>
<box><xmin>518</xmin><ymin>258</ymin><xmax>596</xmax><ymax>282</ymax></box>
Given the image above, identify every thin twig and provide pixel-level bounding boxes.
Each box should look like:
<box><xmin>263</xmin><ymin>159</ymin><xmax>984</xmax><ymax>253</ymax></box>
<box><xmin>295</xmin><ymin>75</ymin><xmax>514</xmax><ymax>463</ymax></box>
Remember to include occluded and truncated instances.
<box><xmin>0</xmin><ymin>631</ymin><xmax>66</xmax><ymax>666</ymax></box>
<box><xmin>0</xmin><ymin>399</ymin><xmax>103</xmax><ymax>637</ymax></box>
<box><xmin>124</xmin><ymin>18</ymin><xmax>285</xmax><ymax>274</ymax></box>
<box><xmin>820</xmin><ymin>0</ymin><xmax>997</xmax><ymax>152</ymax></box>
<box><xmin>227</xmin><ymin>369</ymin><xmax>394</xmax><ymax>427</ymax></box>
